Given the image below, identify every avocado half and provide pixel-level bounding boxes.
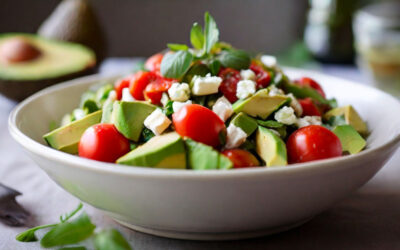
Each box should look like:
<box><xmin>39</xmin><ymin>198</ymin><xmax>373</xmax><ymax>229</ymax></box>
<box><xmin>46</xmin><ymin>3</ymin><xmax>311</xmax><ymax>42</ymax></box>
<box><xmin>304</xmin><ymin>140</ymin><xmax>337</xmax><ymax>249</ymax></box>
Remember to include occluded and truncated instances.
<box><xmin>0</xmin><ymin>33</ymin><xmax>96</xmax><ymax>101</ymax></box>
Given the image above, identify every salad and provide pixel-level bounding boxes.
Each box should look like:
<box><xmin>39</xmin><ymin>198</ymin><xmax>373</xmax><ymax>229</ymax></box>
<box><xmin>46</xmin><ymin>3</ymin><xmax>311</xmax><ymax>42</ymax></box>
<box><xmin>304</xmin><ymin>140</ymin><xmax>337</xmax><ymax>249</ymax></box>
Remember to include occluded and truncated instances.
<box><xmin>43</xmin><ymin>12</ymin><xmax>368</xmax><ymax>169</ymax></box>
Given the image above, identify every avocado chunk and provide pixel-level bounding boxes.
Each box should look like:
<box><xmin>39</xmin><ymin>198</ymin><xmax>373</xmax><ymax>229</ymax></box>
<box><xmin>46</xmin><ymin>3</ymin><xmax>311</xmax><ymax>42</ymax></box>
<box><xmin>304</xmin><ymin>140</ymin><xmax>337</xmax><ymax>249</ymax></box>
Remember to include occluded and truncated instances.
<box><xmin>117</xmin><ymin>132</ymin><xmax>186</xmax><ymax>169</ymax></box>
<box><xmin>185</xmin><ymin>139</ymin><xmax>233</xmax><ymax>170</ymax></box>
<box><xmin>325</xmin><ymin>105</ymin><xmax>368</xmax><ymax>135</ymax></box>
<box><xmin>256</xmin><ymin>126</ymin><xmax>287</xmax><ymax>167</ymax></box>
<box><xmin>333</xmin><ymin>125</ymin><xmax>366</xmax><ymax>154</ymax></box>
<box><xmin>230</xmin><ymin>112</ymin><xmax>258</xmax><ymax>136</ymax></box>
<box><xmin>232</xmin><ymin>89</ymin><xmax>288</xmax><ymax>119</ymax></box>
<box><xmin>112</xmin><ymin>101</ymin><xmax>157</xmax><ymax>141</ymax></box>
<box><xmin>43</xmin><ymin>110</ymin><xmax>102</xmax><ymax>154</ymax></box>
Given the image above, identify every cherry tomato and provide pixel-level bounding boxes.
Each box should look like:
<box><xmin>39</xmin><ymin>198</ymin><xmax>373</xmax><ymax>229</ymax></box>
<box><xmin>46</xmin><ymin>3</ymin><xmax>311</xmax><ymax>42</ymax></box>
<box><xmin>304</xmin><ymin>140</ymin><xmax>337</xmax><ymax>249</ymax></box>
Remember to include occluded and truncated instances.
<box><xmin>144</xmin><ymin>79</ymin><xmax>173</xmax><ymax>105</ymax></box>
<box><xmin>287</xmin><ymin>125</ymin><xmax>342</xmax><ymax>164</ymax></box>
<box><xmin>114</xmin><ymin>76</ymin><xmax>132</xmax><ymax>100</ymax></box>
<box><xmin>172</xmin><ymin>104</ymin><xmax>226</xmax><ymax>147</ymax></box>
<box><xmin>145</xmin><ymin>53</ymin><xmax>163</xmax><ymax>72</ymax></box>
<box><xmin>218</xmin><ymin>68</ymin><xmax>241</xmax><ymax>103</ymax></box>
<box><xmin>129</xmin><ymin>71</ymin><xmax>159</xmax><ymax>100</ymax></box>
<box><xmin>299</xmin><ymin>98</ymin><xmax>321</xmax><ymax>116</ymax></box>
<box><xmin>295</xmin><ymin>77</ymin><xmax>326</xmax><ymax>98</ymax></box>
<box><xmin>249</xmin><ymin>64</ymin><xmax>271</xmax><ymax>89</ymax></box>
<box><xmin>222</xmin><ymin>149</ymin><xmax>260</xmax><ymax>168</ymax></box>
<box><xmin>79</xmin><ymin>124</ymin><xmax>130</xmax><ymax>163</ymax></box>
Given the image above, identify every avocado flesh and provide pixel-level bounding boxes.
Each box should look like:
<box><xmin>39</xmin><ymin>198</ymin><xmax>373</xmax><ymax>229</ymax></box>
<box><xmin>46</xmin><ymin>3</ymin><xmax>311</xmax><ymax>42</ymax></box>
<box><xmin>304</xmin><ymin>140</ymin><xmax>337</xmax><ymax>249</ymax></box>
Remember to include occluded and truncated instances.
<box><xmin>117</xmin><ymin>132</ymin><xmax>186</xmax><ymax>169</ymax></box>
<box><xmin>0</xmin><ymin>33</ymin><xmax>95</xmax><ymax>81</ymax></box>
<box><xmin>325</xmin><ymin>105</ymin><xmax>368</xmax><ymax>135</ymax></box>
<box><xmin>333</xmin><ymin>125</ymin><xmax>366</xmax><ymax>154</ymax></box>
<box><xmin>256</xmin><ymin>126</ymin><xmax>287</xmax><ymax>167</ymax></box>
<box><xmin>185</xmin><ymin>139</ymin><xmax>233</xmax><ymax>170</ymax></box>
<box><xmin>232</xmin><ymin>89</ymin><xmax>289</xmax><ymax>119</ymax></box>
<box><xmin>43</xmin><ymin>110</ymin><xmax>102</xmax><ymax>154</ymax></box>
<box><xmin>230</xmin><ymin>112</ymin><xmax>258</xmax><ymax>136</ymax></box>
<box><xmin>112</xmin><ymin>101</ymin><xmax>157</xmax><ymax>141</ymax></box>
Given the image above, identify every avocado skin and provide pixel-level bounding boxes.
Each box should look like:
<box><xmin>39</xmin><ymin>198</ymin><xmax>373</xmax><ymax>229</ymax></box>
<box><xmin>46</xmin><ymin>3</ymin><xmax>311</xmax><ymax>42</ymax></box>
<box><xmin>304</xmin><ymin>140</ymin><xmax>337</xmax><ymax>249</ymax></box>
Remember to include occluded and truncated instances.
<box><xmin>256</xmin><ymin>126</ymin><xmax>287</xmax><ymax>167</ymax></box>
<box><xmin>333</xmin><ymin>125</ymin><xmax>366</xmax><ymax>154</ymax></box>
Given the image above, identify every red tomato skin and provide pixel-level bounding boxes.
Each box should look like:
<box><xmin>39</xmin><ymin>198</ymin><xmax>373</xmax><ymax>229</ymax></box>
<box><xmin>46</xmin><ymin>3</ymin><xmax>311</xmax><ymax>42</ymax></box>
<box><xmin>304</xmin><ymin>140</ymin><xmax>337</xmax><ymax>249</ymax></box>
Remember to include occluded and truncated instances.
<box><xmin>129</xmin><ymin>71</ymin><xmax>159</xmax><ymax>100</ymax></box>
<box><xmin>172</xmin><ymin>104</ymin><xmax>226</xmax><ymax>147</ymax></box>
<box><xmin>287</xmin><ymin>125</ymin><xmax>342</xmax><ymax>164</ymax></box>
<box><xmin>249</xmin><ymin>64</ymin><xmax>271</xmax><ymax>89</ymax></box>
<box><xmin>78</xmin><ymin>124</ymin><xmax>130</xmax><ymax>163</ymax></box>
<box><xmin>144</xmin><ymin>79</ymin><xmax>173</xmax><ymax>105</ymax></box>
<box><xmin>222</xmin><ymin>149</ymin><xmax>260</xmax><ymax>168</ymax></box>
<box><xmin>299</xmin><ymin>98</ymin><xmax>321</xmax><ymax>116</ymax></box>
<box><xmin>145</xmin><ymin>53</ymin><xmax>163</xmax><ymax>72</ymax></box>
<box><xmin>296</xmin><ymin>77</ymin><xmax>326</xmax><ymax>98</ymax></box>
<box><xmin>114</xmin><ymin>77</ymin><xmax>131</xmax><ymax>100</ymax></box>
<box><xmin>218</xmin><ymin>68</ymin><xmax>241</xmax><ymax>103</ymax></box>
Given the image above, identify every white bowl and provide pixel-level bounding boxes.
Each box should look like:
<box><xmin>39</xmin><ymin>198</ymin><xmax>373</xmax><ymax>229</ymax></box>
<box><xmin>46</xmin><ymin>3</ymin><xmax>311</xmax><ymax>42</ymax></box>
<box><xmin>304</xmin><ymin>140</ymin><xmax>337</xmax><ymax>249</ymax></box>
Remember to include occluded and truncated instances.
<box><xmin>9</xmin><ymin>69</ymin><xmax>400</xmax><ymax>240</ymax></box>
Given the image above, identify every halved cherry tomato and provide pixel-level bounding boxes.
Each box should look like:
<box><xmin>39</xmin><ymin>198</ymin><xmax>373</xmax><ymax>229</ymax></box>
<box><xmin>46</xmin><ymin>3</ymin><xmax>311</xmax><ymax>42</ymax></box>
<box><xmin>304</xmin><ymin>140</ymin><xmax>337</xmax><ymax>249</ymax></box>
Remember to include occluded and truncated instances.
<box><xmin>79</xmin><ymin>124</ymin><xmax>130</xmax><ymax>163</ymax></box>
<box><xmin>145</xmin><ymin>53</ymin><xmax>163</xmax><ymax>72</ymax></box>
<box><xmin>249</xmin><ymin>64</ymin><xmax>271</xmax><ymax>89</ymax></box>
<box><xmin>129</xmin><ymin>71</ymin><xmax>159</xmax><ymax>100</ymax></box>
<box><xmin>295</xmin><ymin>77</ymin><xmax>326</xmax><ymax>98</ymax></box>
<box><xmin>218</xmin><ymin>68</ymin><xmax>241</xmax><ymax>103</ymax></box>
<box><xmin>287</xmin><ymin>125</ymin><xmax>342</xmax><ymax>164</ymax></box>
<box><xmin>299</xmin><ymin>98</ymin><xmax>321</xmax><ymax>116</ymax></box>
<box><xmin>114</xmin><ymin>76</ymin><xmax>132</xmax><ymax>100</ymax></box>
<box><xmin>144</xmin><ymin>79</ymin><xmax>173</xmax><ymax>105</ymax></box>
<box><xmin>172</xmin><ymin>104</ymin><xmax>226</xmax><ymax>147</ymax></box>
<box><xmin>222</xmin><ymin>149</ymin><xmax>260</xmax><ymax>168</ymax></box>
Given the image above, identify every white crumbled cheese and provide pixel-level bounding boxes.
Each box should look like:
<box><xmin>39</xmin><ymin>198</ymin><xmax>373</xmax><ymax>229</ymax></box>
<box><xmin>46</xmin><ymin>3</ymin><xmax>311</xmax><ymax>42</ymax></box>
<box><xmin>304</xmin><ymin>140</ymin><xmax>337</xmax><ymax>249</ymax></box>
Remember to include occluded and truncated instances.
<box><xmin>143</xmin><ymin>109</ymin><xmax>171</xmax><ymax>135</ymax></box>
<box><xmin>268</xmin><ymin>85</ymin><xmax>285</xmax><ymax>96</ymax></box>
<box><xmin>121</xmin><ymin>88</ymin><xmax>135</xmax><ymax>102</ymax></box>
<box><xmin>212</xmin><ymin>96</ymin><xmax>233</xmax><ymax>121</ymax></box>
<box><xmin>287</xmin><ymin>93</ymin><xmax>303</xmax><ymax>116</ymax></box>
<box><xmin>296</xmin><ymin>116</ymin><xmax>322</xmax><ymax>128</ymax></box>
<box><xmin>225</xmin><ymin>124</ymin><xmax>247</xmax><ymax>149</ymax></box>
<box><xmin>240</xmin><ymin>69</ymin><xmax>256</xmax><ymax>81</ymax></box>
<box><xmin>172</xmin><ymin>100</ymin><xmax>192</xmax><ymax>113</ymax></box>
<box><xmin>261</xmin><ymin>55</ymin><xmax>277</xmax><ymax>68</ymax></box>
<box><xmin>168</xmin><ymin>82</ymin><xmax>190</xmax><ymax>102</ymax></box>
<box><xmin>103</xmin><ymin>90</ymin><xmax>117</xmax><ymax>107</ymax></box>
<box><xmin>191</xmin><ymin>73</ymin><xmax>222</xmax><ymax>95</ymax></box>
<box><xmin>72</xmin><ymin>109</ymin><xmax>86</xmax><ymax>121</ymax></box>
<box><xmin>274</xmin><ymin>106</ymin><xmax>297</xmax><ymax>125</ymax></box>
<box><xmin>160</xmin><ymin>92</ymin><xmax>170</xmax><ymax>107</ymax></box>
<box><xmin>236</xmin><ymin>80</ymin><xmax>256</xmax><ymax>99</ymax></box>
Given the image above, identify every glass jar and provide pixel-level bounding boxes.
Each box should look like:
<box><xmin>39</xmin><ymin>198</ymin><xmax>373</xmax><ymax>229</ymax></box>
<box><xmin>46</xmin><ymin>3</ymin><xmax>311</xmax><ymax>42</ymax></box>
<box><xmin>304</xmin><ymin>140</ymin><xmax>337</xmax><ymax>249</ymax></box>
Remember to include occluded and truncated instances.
<box><xmin>354</xmin><ymin>2</ymin><xmax>400</xmax><ymax>97</ymax></box>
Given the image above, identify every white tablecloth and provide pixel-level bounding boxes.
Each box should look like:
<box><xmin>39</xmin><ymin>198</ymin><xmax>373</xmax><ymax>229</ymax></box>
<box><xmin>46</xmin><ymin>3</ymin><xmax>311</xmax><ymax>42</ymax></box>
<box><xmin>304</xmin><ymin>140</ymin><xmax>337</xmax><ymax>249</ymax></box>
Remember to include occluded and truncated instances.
<box><xmin>1</xmin><ymin>62</ymin><xmax>400</xmax><ymax>249</ymax></box>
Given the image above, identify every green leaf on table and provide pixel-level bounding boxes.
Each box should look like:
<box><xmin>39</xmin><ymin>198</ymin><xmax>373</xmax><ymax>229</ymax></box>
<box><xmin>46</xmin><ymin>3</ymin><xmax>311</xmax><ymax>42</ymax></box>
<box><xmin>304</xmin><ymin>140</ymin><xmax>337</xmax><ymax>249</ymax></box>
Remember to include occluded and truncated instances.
<box><xmin>204</xmin><ymin>12</ymin><xmax>219</xmax><ymax>54</ymax></box>
<box><xmin>190</xmin><ymin>22</ymin><xmax>204</xmax><ymax>50</ymax></box>
<box><xmin>60</xmin><ymin>203</ymin><xmax>83</xmax><ymax>223</ymax></box>
<box><xmin>167</xmin><ymin>43</ymin><xmax>189</xmax><ymax>51</ymax></box>
<box><xmin>40</xmin><ymin>213</ymin><xmax>96</xmax><ymax>248</ymax></box>
<box><xmin>218</xmin><ymin>50</ymin><xmax>251</xmax><ymax>70</ymax></box>
<box><xmin>160</xmin><ymin>50</ymin><xmax>193</xmax><ymax>79</ymax></box>
<box><xmin>93</xmin><ymin>229</ymin><xmax>131</xmax><ymax>250</ymax></box>
<box><xmin>58</xmin><ymin>247</ymin><xmax>87</xmax><ymax>250</ymax></box>
<box><xmin>16</xmin><ymin>224</ymin><xmax>57</xmax><ymax>242</ymax></box>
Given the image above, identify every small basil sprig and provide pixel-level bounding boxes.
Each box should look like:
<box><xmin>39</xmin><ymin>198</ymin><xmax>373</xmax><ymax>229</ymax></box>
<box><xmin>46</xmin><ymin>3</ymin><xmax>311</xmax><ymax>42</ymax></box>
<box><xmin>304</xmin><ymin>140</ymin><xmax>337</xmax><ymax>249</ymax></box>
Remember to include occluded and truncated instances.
<box><xmin>94</xmin><ymin>229</ymin><xmax>131</xmax><ymax>250</ymax></box>
<box><xmin>203</xmin><ymin>12</ymin><xmax>219</xmax><ymax>54</ymax></box>
<box><xmin>218</xmin><ymin>50</ymin><xmax>251</xmax><ymax>70</ymax></box>
<box><xmin>160</xmin><ymin>50</ymin><xmax>193</xmax><ymax>79</ymax></box>
<box><xmin>167</xmin><ymin>43</ymin><xmax>189</xmax><ymax>51</ymax></box>
<box><xmin>190</xmin><ymin>22</ymin><xmax>204</xmax><ymax>50</ymax></box>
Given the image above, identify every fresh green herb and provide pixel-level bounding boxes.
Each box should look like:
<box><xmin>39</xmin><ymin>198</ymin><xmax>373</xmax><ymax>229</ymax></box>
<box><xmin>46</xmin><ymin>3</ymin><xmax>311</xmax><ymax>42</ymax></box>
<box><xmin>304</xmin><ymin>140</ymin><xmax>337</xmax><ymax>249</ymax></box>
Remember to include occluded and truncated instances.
<box><xmin>203</xmin><ymin>12</ymin><xmax>219</xmax><ymax>54</ymax></box>
<box><xmin>218</xmin><ymin>130</ymin><xmax>227</xmax><ymax>145</ymax></box>
<box><xmin>164</xmin><ymin>100</ymin><xmax>174</xmax><ymax>116</ymax></box>
<box><xmin>283</xmin><ymin>83</ymin><xmax>329</xmax><ymax>105</ymax></box>
<box><xmin>218</xmin><ymin>50</ymin><xmax>251</xmax><ymax>70</ymax></box>
<box><xmin>191</xmin><ymin>96</ymin><xmax>207</xmax><ymax>106</ymax></box>
<box><xmin>93</xmin><ymin>229</ymin><xmax>132</xmax><ymax>250</ymax></box>
<box><xmin>141</xmin><ymin>128</ymin><xmax>155</xmax><ymax>142</ymax></box>
<box><xmin>183</xmin><ymin>63</ymin><xmax>210</xmax><ymax>83</ymax></box>
<box><xmin>58</xmin><ymin>247</ymin><xmax>87</xmax><ymax>250</ymax></box>
<box><xmin>257</xmin><ymin>120</ymin><xmax>284</xmax><ymax>128</ymax></box>
<box><xmin>208</xmin><ymin>59</ymin><xmax>221</xmax><ymax>75</ymax></box>
<box><xmin>327</xmin><ymin>98</ymin><xmax>338</xmax><ymax>108</ymax></box>
<box><xmin>190</xmin><ymin>22</ymin><xmax>204</xmax><ymax>50</ymax></box>
<box><xmin>82</xmin><ymin>99</ymin><xmax>99</xmax><ymax>114</ymax></box>
<box><xmin>240</xmin><ymin>140</ymin><xmax>256</xmax><ymax>151</ymax></box>
<box><xmin>160</xmin><ymin>50</ymin><xmax>193</xmax><ymax>79</ymax></box>
<box><xmin>60</xmin><ymin>203</ymin><xmax>83</xmax><ymax>223</ymax></box>
<box><xmin>40</xmin><ymin>213</ymin><xmax>96</xmax><ymax>248</ymax></box>
<box><xmin>96</xmin><ymin>84</ymin><xmax>114</xmax><ymax>105</ymax></box>
<box><xmin>167</xmin><ymin>43</ymin><xmax>189</xmax><ymax>51</ymax></box>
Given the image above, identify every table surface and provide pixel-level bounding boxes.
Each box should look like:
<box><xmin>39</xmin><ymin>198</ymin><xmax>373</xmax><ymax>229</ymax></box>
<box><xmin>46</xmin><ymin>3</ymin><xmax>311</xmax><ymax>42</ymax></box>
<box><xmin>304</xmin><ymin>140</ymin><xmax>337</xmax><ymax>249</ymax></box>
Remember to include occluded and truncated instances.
<box><xmin>1</xmin><ymin>61</ymin><xmax>400</xmax><ymax>250</ymax></box>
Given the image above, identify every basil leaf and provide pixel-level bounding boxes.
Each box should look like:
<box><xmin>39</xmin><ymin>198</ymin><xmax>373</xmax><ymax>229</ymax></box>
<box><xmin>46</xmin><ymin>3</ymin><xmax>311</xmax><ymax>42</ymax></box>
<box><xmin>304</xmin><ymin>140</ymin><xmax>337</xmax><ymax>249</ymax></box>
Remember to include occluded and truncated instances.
<box><xmin>59</xmin><ymin>247</ymin><xmax>87</xmax><ymax>250</ymax></box>
<box><xmin>160</xmin><ymin>50</ymin><xmax>193</xmax><ymax>79</ymax></box>
<box><xmin>204</xmin><ymin>12</ymin><xmax>219</xmax><ymax>54</ymax></box>
<box><xmin>182</xmin><ymin>63</ymin><xmax>210</xmax><ymax>83</ymax></box>
<box><xmin>208</xmin><ymin>60</ymin><xmax>221</xmax><ymax>75</ymax></box>
<box><xmin>164</xmin><ymin>100</ymin><xmax>174</xmax><ymax>116</ymax></box>
<box><xmin>40</xmin><ymin>213</ymin><xmax>96</xmax><ymax>248</ymax></box>
<box><xmin>190</xmin><ymin>22</ymin><xmax>204</xmax><ymax>50</ymax></box>
<box><xmin>16</xmin><ymin>224</ymin><xmax>57</xmax><ymax>242</ymax></box>
<box><xmin>141</xmin><ymin>128</ymin><xmax>155</xmax><ymax>142</ymax></box>
<box><xmin>167</xmin><ymin>43</ymin><xmax>189</xmax><ymax>51</ymax></box>
<box><xmin>60</xmin><ymin>203</ymin><xmax>83</xmax><ymax>223</ymax></box>
<box><xmin>257</xmin><ymin>120</ymin><xmax>284</xmax><ymax>128</ymax></box>
<box><xmin>93</xmin><ymin>229</ymin><xmax>131</xmax><ymax>250</ymax></box>
<box><xmin>218</xmin><ymin>50</ymin><xmax>251</xmax><ymax>70</ymax></box>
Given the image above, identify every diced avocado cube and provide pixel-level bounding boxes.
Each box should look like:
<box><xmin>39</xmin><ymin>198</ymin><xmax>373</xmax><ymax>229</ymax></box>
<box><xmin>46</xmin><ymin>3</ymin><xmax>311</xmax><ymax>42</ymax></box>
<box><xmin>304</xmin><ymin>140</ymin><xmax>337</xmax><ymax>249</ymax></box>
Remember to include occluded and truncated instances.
<box><xmin>256</xmin><ymin>126</ymin><xmax>287</xmax><ymax>167</ymax></box>
<box><xmin>230</xmin><ymin>112</ymin><xmax>258</xmax><ymax>136</ymax></box>
<box><xmin>325</xmin><ymin>105</ymin><xmax>368</xmax><ymax>135</ymax></box>
<box><xmin>43</xmin><ymin>110</ymin><xmax>102</xmax><ymax>154</ymax></box>
<box><xmin>333</xmin><ymin>125</ymin><xmax>366</xmax><ymax>154</ymax></box>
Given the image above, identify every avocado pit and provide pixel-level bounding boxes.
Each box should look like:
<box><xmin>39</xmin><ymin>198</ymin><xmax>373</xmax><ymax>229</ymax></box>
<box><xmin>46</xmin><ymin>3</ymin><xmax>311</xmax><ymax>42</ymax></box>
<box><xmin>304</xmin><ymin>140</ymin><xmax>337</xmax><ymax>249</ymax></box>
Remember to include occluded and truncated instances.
<box><xmin>0</xmin><ymin>37</ymin><xmax>42</xmax><ymax>64</ymax></box>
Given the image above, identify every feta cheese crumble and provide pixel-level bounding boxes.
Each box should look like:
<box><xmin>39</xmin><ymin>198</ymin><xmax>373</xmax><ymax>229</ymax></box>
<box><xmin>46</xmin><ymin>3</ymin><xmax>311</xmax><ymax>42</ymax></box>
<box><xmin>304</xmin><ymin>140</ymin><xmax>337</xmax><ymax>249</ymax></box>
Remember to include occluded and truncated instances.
<box><xmin>225</xmin><ymin>124</ymin><xmax>247</xmax><ymax>149</ymax></box>
<box><xmin>236</xmin><ymin>80</ymin><xmax>256</xmax><ymax>99</ymax></box>
<box><xmin>287</xmin><ymin>93</ymin><xmax>303</xmax><ymax>116</ymax></box>
<box><xmin>192</xmin><ymin>73</ymin><xmax>222</xmax><ymax>95</ymax></box>
<box><xmin>104</xmin><ymin>90</ymin><xmax>117</xmax><ymax>106</ymax></box>
<box><xmin>212</xmin><ymin>96</ymin><xmax>233</xmax><ymax>121</ymax></box>
<box><xmin>268</xmin><ymin>85</ymin><xmax>285</xmax><ymax>96</ymax></box>
<box><xmin>296</xmin><ymin>116</ymin><xmax>322</xmax><ymax>128</ymax></box>
<box><xmin>261</xmin><ymin>55</ymin><xmax>277</xmax><ymax>68</ymax></box>
<box><xmin>144</xmin><ymin>109</ymin><xmax>171</xmax><ymax>135</ymax></box>
<box><xmin>172</xmin><ymin>100</ymin><xmax>192</xmax><ymax>113</ymax></box>
<box><xmin>121</xmin><ymin>88</ymin><xmax>135</xmax><ymax>102</ymax></box>
<box><xmin>274</xmin><ymin>106</ymin><xmax>297</xmax><ymax>125</ymax></box>
<box><xmin>160</xmin><ymin>92</ymin><xmax>170</xmax><ymax>107</ymax></box>
<box><xmin>240</xmin><ymin>69</ymin><xmax>256</xmax><ymax>81</ymax></box>
<box><xmin>168</xmin><ymin>82</ymin><xmax>190</xmax><ymax>102</ymax></box>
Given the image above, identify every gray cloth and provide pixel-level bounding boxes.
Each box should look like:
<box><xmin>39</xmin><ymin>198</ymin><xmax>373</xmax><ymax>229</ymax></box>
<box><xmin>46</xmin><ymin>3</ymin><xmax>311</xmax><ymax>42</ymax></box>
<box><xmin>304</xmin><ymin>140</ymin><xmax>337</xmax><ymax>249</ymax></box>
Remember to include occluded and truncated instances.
<box><xmin>1</xmin><ymin>63</ymin><xmax>399</xmax><ymax>249</ymax></box>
